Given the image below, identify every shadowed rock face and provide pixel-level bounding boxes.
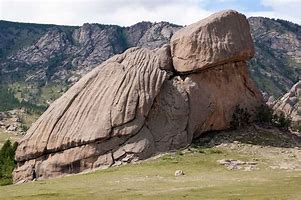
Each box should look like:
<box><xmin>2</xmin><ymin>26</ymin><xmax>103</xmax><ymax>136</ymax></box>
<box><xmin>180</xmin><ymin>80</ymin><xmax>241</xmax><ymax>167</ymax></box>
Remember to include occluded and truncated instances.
<box><xmin>13</xmin><ymin>10</ymin><xmax>263</xmax><ymax>183</ymax></box>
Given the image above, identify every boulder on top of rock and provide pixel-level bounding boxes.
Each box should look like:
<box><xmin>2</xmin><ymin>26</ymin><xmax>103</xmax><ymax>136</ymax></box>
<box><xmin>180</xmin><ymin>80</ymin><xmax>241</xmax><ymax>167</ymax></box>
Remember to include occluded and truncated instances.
<box><xmin>170</xmin><ymin>10</ymin><xmax>254</xmax><ymax>73</ymax></box>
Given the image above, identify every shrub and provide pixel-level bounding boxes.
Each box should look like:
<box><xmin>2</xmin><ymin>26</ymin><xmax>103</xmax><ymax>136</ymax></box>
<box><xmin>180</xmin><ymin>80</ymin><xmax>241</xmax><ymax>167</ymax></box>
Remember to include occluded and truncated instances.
<box><xmin>255</xmin><ymin>104</ymin><xmax>291</xmax><ymax>130</ymax></box>
<box><xmin>230</xmin><ymin>105</ymin><xmax>251</xmax><ymax>129</ymax></box>
<box><xmin>255</xmin><ymin>104</ymin><xmax>274</xmax><ymax>124</ymax></box>
<box><xmin>274</xmin><ymin>112</ymin><xmax>291</xmax><ymax>129</ymax></box>
<box><xmin>20</xmin><ymin>124</ymin><xmax>29</xmax><ymax>132</ymax></box>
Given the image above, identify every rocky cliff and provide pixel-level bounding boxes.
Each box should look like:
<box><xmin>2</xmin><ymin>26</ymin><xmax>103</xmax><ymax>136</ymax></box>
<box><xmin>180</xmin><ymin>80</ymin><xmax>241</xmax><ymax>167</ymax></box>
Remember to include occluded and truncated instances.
<box><xmin>13</xmin><ymin>10</ymin><xmax>262</xmax><ymax>183</ymax></box>
<box><xmin>0</xmin><ymin>21</ymin><xmax>179</xmax><ymax>85</ymax></box>
<box><xmin>248</xmin><ymin>17</ymin><xmax>301</xmax><ymax>97</ymax></box>
<box><xmin>1</xmin><ymin>16</ymin><xmax>301</xmax><ymax>109</ymax></box>
<box><xmin>273</xmin><ymin>81</ymin><xmax>301</xmax><ymax>126</ymax></box>
<box><xmin>0</xmin><ymin>20</ymin><xmax>180</xmax><ymax>108</ymax></box>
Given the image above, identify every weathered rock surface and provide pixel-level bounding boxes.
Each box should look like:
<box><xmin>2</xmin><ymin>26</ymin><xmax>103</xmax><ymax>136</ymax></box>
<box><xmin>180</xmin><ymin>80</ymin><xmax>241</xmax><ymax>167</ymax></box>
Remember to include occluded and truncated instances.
<box><xmin>184</xmin><ymin>61</ymin><xmax>262</xmax><ymax>138</ymax></box>
<box><xmin>145</xmin><ymin>77</ymin><xmax>189</xmax><ymax>151</ymax></box>
<box><xmin>14</xmin><ymin>47</ymin><xmax>168</xmax><ymax>181</ymax></box>
<box><xmin>13</xmin><ymin>10</ymin><xmax>262</xmax><ymax>183</ymax></box>
<box><xmin>273</xmin><ymin>81</ymin><xmax>301</xmax><ymax>125</ymax></box>
<box><xmin>171</xmin><ymin>10</ymin><xmax>254</xmax><ymax>73</ymax></box>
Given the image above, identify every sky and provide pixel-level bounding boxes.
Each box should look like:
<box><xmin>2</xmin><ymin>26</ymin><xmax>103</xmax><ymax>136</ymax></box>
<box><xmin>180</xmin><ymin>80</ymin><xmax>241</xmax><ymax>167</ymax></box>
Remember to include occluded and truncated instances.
<box><xmin>0</xmin><ymin>0</ymin><xmax>301</xmax><ymax>26</ymax></box>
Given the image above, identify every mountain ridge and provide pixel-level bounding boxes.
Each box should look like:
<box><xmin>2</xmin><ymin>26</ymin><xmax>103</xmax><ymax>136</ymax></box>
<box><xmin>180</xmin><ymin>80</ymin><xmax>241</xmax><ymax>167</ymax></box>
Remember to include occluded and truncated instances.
<box><xmin>1</xmin><ymin>16</ymin><xmax>301</xmax><ymax>107</ymax></box>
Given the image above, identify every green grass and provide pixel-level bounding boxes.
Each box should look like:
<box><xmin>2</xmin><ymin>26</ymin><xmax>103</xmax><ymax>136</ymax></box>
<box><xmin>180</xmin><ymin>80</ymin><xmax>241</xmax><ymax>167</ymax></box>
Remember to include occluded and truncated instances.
<box><xmin>0</xmin><ymin>147</ymin><xmax>300</xmax><ymax>200</ymax></box>
<box><xmin>0</xmin><ymin>130</ymin><xmax>20</xmax><ymax>148</ymax></box>
<box><xmin>40</xmin><ymin>83</ymin><xmax>67</xmax><ymax>103</ymax></box>
<box><xmin>8</xmin><ymin>82</ymin><xmax>66</xmax><ymax>106</ymax></box>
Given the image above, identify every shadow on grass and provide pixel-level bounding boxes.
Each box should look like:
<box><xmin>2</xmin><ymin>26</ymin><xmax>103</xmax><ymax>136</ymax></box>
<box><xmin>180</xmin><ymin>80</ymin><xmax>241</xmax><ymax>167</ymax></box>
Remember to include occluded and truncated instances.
<box><xmin>192</xmin><ymin>123</ymin><xmax>301</xmax><ymax>149</ymax></box>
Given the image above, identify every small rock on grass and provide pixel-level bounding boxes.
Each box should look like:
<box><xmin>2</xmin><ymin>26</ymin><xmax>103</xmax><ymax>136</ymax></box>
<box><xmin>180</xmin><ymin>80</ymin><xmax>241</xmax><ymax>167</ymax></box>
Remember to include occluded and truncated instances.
<box><xmin>175</xmin><ymin>170</ymin><xmax>184</xmax><ymax>177</ymax></box>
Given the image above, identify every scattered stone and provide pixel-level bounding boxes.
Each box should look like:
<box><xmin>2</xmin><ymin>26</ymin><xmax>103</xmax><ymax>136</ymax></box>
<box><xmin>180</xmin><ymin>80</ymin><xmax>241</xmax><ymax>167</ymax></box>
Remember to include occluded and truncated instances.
<box><xmin>244</xmin><ymin>165</ymin><xmax>257</xmax><ymax>171</ymax></box>
<box><xmin>121</xmin><ymin>155</ymin><xmax>134</xmax><ymax>163</ymax></box>
<box><xmin>11</xmin><ymin>117</ymin><xmax>20</xmax><ymax>123</ymax></box>
<box><xmin>269</xmin><ymin>166</ymin><xmax>279</xmax><ymax>170</ymax></box>
<box><xmin>20</xmin><ymin>131</ymin><xmax>26</xmax><ymax>135</ymax></box>
<box><xmin>7</xmin><ymin>124</ymin><xmax>18</xmax><ymax>132</ymax></box>
<box><xmin>175</xmin><ymin>170</ymin><xmax>185</xmax><ymax>177</ymax></box>
<box><xmin>246</xmin><ymin>161</ymin><xmax>258</xmax><ymax>166</ymax></box>
<box><xmin>217</xmin><ymin>159</ymin><xmax>235</xmax><ymax>165</ymax></box>
<box><xmin>113</xmin><ymin>161</ymin><xmax>122</xmax><ymax>167</ymax></box>
<box><xmin>216</xmin><ymin>143</ymin><xmax>229</xmax><ymax>148</ymax></box>
<box><xmin>235</xmin><ymin>160</ymin><xmax>247</xmax><ymax>165</ymax></box>
<box><xmin>0</xmin><ymin>109</ymin><xmax>28</xmax><ymax>135</ymax></box>
<box><xmin>227</xmin><ymin>164</ymin><xmax>241</xmax><ymax>170</ymax></box>
<box><xmin>279</xmin><ymin>163</ymin><xmax>296</xmax><ymax>170</ymax></box>
<box><xmin>15</xmin><ymin>180</ymin><xmax>27</xmax><ymax>184</ymax></box>
<box><xmin>217</xmin><ymin>159</ymin><xmax>257</xmax><ymax>170</ymax></box>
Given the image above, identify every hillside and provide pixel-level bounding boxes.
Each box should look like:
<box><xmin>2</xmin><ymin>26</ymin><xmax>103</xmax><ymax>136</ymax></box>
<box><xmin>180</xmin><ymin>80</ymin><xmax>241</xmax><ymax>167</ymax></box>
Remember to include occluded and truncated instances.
<box><xmin>1</xmin><ymin>125</ymin><xmax>301</xmax><ymax>199</ymax></box>
<box><xmin>249</xmin><ymin>17</ymin><xmax>301</xmax><ymax>97</ymax></box>
<box><xmin>0</xmin><ymin>20</ymin><xmax>180</xmax><ymax>106</ymax></box>
<box><xmin>1</xmin><ymin>17</ymin><xmax>301</xmax><ymax>109</ymax></box>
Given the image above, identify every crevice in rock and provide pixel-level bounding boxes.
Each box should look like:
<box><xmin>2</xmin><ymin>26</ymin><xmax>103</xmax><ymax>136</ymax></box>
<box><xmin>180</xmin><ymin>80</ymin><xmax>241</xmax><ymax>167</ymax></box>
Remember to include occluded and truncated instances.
<box><xmin>19</xmin><ymin>134</ymin><xmax>130</xmax><ymax>163</ymax></box>
<box><xmin>109</xmin><ymin>66</ymin><xmax>128</xmax><ymax>131</ymax></box>
<box><xmin>181</xmin><ymin>75</ymin><xmax>198</xmax><ymax>144</ymax></box>
<box><xmin>111</xmin><ymin>94</ymin><xmax>141</xmax><ymax>131</ymax></box>
<box><xmin>175</xmin><ymin>60</ymin><xmax>248</xmax><ymax>76</ymax></box>
<box><xmin>243</xmin><ymin>75</ymin><xmax>257</xmax><ymax>96</ymax></box>
<box><xmin>183</xmin><ymin>85</ymin><xmax>192</xmax><ymax>144</ymax></box>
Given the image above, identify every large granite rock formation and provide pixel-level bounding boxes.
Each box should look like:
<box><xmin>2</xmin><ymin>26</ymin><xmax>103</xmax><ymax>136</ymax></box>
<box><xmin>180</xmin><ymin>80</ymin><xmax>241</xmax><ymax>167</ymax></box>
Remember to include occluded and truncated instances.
<box><xmin>273</xmin><ymin>81</ymin><xmax>301</xmax><ymax>125</ymax></box>
<box><xmin>13</xmin><ymin>10</ymin><xmax>263</xmax><ymax>183</ymax></box>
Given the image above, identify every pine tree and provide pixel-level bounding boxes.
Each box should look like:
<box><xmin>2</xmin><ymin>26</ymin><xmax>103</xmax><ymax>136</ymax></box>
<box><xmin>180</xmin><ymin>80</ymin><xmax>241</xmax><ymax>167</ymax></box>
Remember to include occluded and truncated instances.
<box><xmin>0</xmin><ymin>140</ymin><xmax>18</xmax><ymax>185</ymax></box>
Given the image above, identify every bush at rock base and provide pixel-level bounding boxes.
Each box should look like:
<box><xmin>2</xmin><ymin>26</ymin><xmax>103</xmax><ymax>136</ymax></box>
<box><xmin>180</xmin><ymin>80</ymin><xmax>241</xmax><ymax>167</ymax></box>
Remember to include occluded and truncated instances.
<box><xmin>255</xmin><ymin>105</ymin><xmax>291</xmax><ymax>129</ymax></box>
<box><xmin>255</xmin><ymin>104</ymin><xmax>274</xmax><ymax>124</ymax></box>
<box><xmin>230</xmin><ymin>105</ymin><xmax>251</xmax><ymax>129</ymax></box>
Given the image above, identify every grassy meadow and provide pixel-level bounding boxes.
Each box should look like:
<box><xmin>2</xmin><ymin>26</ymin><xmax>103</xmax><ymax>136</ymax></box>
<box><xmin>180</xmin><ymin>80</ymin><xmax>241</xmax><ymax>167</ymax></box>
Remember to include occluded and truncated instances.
<box><xmin>0</xmin><ymin>144</ymin><xmax>300</xmax><ymax>200</ymax></box>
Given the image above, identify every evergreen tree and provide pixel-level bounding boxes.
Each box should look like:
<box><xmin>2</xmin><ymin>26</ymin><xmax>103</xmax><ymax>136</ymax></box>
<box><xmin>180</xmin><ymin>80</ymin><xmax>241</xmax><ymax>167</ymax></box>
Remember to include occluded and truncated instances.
<box><xmin>0</xmin><ymin>140</ymin><xmax>18</xmax><ymax>185</ymax></box>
